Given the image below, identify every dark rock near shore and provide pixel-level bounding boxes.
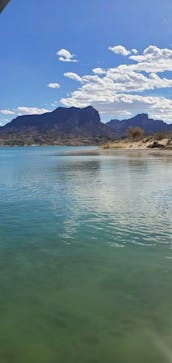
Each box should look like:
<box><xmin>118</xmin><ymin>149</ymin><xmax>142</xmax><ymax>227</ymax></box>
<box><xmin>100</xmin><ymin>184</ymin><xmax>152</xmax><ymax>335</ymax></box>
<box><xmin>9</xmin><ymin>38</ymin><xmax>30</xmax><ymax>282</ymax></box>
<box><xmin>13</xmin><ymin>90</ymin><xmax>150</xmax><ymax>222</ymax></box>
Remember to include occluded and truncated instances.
<box><xmin>148</xmin><ymin>141</ymin><xmax>165</xmax><ymax>149</ymax></box>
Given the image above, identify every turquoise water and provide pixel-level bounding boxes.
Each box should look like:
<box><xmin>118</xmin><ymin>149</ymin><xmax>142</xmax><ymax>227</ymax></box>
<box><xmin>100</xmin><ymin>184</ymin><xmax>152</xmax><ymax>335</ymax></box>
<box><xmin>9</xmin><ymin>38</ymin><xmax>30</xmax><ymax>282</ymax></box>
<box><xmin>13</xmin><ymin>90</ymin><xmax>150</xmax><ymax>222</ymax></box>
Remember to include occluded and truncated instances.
<box><xmin>0</xmin><ymin>146</ymin><xmax>172</xmax><ymax>363</ymax></box>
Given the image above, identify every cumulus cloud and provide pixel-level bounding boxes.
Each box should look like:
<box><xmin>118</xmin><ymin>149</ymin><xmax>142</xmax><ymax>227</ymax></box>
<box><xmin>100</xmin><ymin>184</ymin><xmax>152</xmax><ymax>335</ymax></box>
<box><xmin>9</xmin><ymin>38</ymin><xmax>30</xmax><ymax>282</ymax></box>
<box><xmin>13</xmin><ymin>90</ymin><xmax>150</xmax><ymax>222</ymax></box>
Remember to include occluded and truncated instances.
<box><xmin>109</xmin><ymin>45</ymin><xmax>138</xmax><ymax>57</ymax></box>
<box><xmin>48</xmin><ymin>82</ymin><xmax>60</xmax><ymax>89</ymax></box>
<box><xmin>131</xmin><ymin>48</ymin><xmax>138</xmax><ymax>54</ymax></box>
<box><xmin>17</xmin><ymin>107</ymin><xmax>50</xmax><ymax>115</ymax></box>
<box><xmin>0</xmin><ymin>109</ymin><xmax>15</xmax><ymax>115</ymax></box>
<box><xmin>64</xmin><ymin>72</ymin><xmax>82</xmax><ymax>82</ymax></box>
<box><xmin>61</xmin><ymin>66</ymin><xmax>172</xmax><ymax>100</ymax></box>
<box><xmin>56</xmin><ymin>48</ymin><xmax>78</xmax><ymax>62</ymax></box>
<box><xmin>106</xmin><ymin>67</ymin><xmax>172</xmax><ymax>92</ymax></box>
<box><xmin>129</xmin><ymin>45</ymin><xmax>172</xmax><ymax>73</ymax></box>
<box><xmin>92</xmin><ymin>68</ymin><xmax>106</xmax><ymax>75</ymax></box>
<box><xmin>109</xmin><ymin>45</ymin><xmax>131</xmax><ymax>56</ymax></box>
<box><xmin>61</xmin><ymin>45</ymin><xmax>172</xmax><ymax>122</ymax></box>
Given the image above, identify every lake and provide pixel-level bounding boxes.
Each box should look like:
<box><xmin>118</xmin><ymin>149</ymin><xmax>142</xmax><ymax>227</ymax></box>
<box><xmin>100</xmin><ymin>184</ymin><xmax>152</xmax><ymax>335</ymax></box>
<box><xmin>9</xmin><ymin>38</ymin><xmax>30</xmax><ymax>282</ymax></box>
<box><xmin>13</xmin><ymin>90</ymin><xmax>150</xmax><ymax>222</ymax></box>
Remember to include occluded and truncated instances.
<box><xmin>0</xmin><ymin>146</ymin><xmax>172</xmax><ymax>363</ymax></box>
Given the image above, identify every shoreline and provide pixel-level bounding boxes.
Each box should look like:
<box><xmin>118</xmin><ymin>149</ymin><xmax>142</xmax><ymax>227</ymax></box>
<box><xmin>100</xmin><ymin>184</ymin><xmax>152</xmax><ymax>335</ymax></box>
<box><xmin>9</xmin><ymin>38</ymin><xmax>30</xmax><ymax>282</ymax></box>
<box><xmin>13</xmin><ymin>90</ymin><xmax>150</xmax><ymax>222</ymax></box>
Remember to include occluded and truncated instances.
<box><xmin>0</xmin><ymin>143</ymin><xmax>172</xmax><ymax>156</ymax></box>
<box><xmin>101</xmin><ymin>136</ymin><xmax>172</xmax><ymax>152</ymax></box>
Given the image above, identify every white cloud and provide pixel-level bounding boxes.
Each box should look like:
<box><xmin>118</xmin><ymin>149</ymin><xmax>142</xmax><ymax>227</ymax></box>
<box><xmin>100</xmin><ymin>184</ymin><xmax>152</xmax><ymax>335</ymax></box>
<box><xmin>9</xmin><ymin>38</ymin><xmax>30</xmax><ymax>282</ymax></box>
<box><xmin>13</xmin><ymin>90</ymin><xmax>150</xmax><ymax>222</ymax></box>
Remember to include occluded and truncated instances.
<box><xmin>61</xmin><ymin>67</ymin><xmax>172</xmax><ymax>103</ymax></box>
<box><xmin>64</xmin><ymin>72</ymin><xmax>82</xmax><ymax>82</ymax></box>
<box><xmin>56</xmin><ymin>48</ymin><xmax>78</xmax><ymax>62</ymax></box>
<box><xmin>0</xmin><ymin>109</ymin><xmax>15</xmax><ymax>115</ymax></box>
<box><xmin>108</xmin><ymin>44</ymin><xmax>172</xmax><ymax>72</ymax></box>
<box><xmin>60</xmin><ymin>45</ymin><xmax>172</xmax><ymax>122</ymax></box>
<box><xmin>92</xmin><ymin>67</ymin><xmax>106</xmax><ymax>75</ymax></box>
<box><xmin>109</xmin><ymin>45</ymin><xmax>131</xmax><ymax>56</ymax></box>
<box><xmin>48</xmin><ymin>82</ymin><xmax>60</xmax><ymax>89</ymax></box>
<box><xmin>131</xmin><ymin>48</ymin><xmax>138</xmax><ymax>54</ymax></box>
<box><xmin>17</xmin><ymin>107</ymin><xmax>50</xmax><ymax>115</ymax></box>
<box><xmin>129</xmin><ymin>45</ymin><xmax>172</xmax><ymax>73</ymax></box>
<box><xmin>106</xmin><ymin>67</ymin><xmax>172</xmax><ymax>92</ymax></box>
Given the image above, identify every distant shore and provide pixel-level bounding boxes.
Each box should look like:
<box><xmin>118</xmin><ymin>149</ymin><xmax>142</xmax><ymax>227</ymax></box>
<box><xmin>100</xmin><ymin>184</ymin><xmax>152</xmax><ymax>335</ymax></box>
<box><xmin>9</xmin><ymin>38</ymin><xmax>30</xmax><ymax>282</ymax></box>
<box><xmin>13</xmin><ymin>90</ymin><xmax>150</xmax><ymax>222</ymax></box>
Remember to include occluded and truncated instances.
<box><xmin>101</xmin><ymin>136</ymin><xmax>172</xmax><ymax>151</ymax></box>
<box><xmin>0</xmin><ymin>136</ymin><xmax>172</xmax><ymax>154</ymax></box>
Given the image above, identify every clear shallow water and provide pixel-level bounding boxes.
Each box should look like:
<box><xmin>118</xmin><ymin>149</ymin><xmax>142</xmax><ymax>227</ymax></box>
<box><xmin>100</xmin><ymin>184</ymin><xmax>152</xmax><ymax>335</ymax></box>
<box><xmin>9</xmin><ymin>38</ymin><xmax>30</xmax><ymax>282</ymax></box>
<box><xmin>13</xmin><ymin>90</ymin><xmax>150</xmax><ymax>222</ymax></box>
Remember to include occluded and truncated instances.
<box><xmin>0</xmin><ymin>146</ymin><xmax>172</xmax><ymax>363</ymax></box>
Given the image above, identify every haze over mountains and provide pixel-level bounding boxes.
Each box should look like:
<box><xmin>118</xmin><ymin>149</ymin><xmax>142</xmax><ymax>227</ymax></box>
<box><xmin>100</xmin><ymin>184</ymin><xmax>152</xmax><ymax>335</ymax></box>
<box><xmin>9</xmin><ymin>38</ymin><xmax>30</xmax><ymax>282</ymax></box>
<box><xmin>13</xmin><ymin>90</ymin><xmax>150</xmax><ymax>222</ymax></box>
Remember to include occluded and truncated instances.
<box><xmin>0</xmin><ymin>106</ymin><xmax>172</xmax><ymax>145</ymax></box>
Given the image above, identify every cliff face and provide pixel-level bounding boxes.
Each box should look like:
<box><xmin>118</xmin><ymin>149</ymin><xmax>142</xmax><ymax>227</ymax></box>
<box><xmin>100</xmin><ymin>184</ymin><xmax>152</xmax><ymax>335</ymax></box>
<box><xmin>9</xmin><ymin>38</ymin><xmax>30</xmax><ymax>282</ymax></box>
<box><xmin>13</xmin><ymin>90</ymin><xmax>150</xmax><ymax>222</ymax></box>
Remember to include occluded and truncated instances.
<box><xmin>0</xmin><ymin>106</ymin><xmax>114</xmax><ymax>145</ymax></box>
<box><xmin>107</xmin><ymin>113</ymin><xmax>172</xmax><ymax>138</ymax></box>
<box><xmin>0</xmin><ymin>108</ymin><xmax>172</xmax><ymax>146</ymax></box>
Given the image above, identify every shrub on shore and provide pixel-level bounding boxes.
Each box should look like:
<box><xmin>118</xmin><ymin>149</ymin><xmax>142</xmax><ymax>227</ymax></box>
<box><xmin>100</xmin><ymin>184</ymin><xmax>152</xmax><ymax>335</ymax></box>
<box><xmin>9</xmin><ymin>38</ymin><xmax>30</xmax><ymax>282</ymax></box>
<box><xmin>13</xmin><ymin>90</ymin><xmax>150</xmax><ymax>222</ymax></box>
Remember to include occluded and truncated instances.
<box><xmin>127</xmin><ymin>126</ymin><xmax>144</xmax><ymax>140</ymax></box>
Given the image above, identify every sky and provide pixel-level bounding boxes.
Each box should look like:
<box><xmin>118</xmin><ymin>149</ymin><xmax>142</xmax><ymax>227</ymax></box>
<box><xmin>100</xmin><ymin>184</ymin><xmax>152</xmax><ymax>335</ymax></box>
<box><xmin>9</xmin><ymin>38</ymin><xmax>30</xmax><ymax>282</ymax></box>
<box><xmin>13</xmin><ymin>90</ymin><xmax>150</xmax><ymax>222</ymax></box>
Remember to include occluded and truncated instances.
<box><xmin>1</xmin><ymin>0</ymin><xmax>172</xmax><ymax>125</ymax></box>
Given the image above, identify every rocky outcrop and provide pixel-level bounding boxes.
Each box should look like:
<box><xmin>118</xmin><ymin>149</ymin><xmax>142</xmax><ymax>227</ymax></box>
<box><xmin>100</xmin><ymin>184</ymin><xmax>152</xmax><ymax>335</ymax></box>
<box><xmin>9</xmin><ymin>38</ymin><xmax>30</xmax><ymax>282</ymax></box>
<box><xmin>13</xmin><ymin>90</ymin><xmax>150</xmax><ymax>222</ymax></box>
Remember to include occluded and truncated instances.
<box><xmin>0</xmin><ymin>106</ymin><xmax>115</xmax><ymax>145</ymax></box>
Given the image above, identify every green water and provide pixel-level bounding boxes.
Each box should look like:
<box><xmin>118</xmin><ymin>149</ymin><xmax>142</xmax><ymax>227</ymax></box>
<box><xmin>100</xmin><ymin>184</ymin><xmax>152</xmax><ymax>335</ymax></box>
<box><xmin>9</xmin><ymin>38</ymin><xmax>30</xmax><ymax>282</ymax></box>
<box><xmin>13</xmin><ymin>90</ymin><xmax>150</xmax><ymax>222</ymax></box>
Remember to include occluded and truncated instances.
<box><xmin>0</xmin><ymin>146</ymin><xmax>172</xmax><ymax>363</ymax></box>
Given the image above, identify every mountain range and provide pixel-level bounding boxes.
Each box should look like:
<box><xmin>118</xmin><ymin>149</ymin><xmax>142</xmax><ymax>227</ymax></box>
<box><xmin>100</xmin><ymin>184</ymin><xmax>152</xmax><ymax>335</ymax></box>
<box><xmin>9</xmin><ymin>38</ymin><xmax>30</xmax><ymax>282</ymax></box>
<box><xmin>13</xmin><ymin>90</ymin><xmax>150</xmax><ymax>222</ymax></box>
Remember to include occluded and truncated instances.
<box><xmin>107</xmin><ymin>113</ymin><xmax>172</xmax><ymax>138</ymax></box>
<box><xmin>0</xmin><ymin>106</ymin><xmax>172</xmax><ymax>145</ymax></box>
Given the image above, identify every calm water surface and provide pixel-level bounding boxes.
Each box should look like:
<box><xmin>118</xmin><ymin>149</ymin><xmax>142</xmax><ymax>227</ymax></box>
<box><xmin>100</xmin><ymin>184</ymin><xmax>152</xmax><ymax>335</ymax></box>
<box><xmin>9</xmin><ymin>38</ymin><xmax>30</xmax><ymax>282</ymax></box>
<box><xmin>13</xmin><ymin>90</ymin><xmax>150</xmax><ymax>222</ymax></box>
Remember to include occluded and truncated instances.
<box><xmin>0</xmin><ymin>146</ymin><xmax>172</xmax><ymax>363</ymax></box>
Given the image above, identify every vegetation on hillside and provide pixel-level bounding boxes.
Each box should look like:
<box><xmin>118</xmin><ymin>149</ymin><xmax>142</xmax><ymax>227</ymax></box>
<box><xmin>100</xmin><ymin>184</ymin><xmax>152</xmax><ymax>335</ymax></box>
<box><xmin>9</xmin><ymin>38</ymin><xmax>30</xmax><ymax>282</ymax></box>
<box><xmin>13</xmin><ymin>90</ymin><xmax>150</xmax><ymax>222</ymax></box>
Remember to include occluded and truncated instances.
<box><xmin>102</xmin><ymin>128</ymin><xmax>172</xmax><ymax>150</ymax></box>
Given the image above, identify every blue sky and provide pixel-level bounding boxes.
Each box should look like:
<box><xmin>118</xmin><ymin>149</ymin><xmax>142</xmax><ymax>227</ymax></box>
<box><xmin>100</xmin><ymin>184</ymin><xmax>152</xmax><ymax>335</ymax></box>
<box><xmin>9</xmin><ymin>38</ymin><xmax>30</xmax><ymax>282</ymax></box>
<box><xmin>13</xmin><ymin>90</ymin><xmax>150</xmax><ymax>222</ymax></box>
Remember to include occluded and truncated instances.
<box><xmin>1</xmin><ymin>0</ymin><xmax>172</xmax><ymax>125</ymax></box>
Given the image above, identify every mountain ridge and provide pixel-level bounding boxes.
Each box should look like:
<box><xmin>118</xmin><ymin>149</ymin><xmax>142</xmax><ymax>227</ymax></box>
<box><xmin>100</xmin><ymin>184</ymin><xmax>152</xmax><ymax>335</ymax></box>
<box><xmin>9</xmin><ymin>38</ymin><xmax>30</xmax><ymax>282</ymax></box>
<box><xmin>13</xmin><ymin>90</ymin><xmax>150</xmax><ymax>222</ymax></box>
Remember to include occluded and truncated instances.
<box><xmin>107</xmin><ymin>113</ymin><xmax>172</xmax><ymax>137</ymax></box>
<box><xmin>0</xmin><ymin>107</ymin><xmax>172</xmax><ymax>146</ymax></box>
<box><xmin>0</xmin><ymin>106</ymin><xmax>114</xmax><ymax>146</ymax></box>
